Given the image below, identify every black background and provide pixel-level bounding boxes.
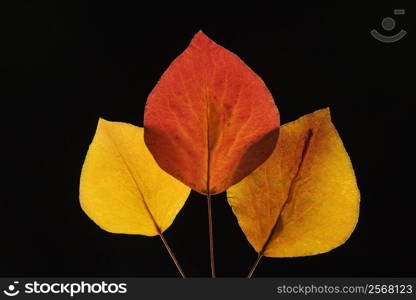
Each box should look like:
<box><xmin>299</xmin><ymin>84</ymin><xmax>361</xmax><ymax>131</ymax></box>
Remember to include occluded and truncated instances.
<box><xmin>2</xmin><ymin>2</ymin><xmax>415</xmax><ymax>277</ymax></box>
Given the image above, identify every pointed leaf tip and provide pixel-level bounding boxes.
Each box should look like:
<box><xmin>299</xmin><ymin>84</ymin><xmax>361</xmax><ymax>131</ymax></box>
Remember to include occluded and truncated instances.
<box><xmin>190</xmin><ymin>30</ymin><xmax>215</xmax><ymax>48</ymax></box>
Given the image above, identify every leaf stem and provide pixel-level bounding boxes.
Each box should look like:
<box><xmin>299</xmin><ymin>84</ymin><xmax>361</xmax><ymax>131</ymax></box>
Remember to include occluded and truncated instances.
<box><xmin>207</xmin><ymin>193</ymin><xmax>216</xmax><ymax>278</ymax></box>
<box><xmin>247</xmin><ymin>254</ymin><xmax>263</xmax><ymax>278</ymax></box>
<box><xmin>247</xmin><ymin>129</ymin><xmax>314</xmax><ymax>278</ymax></box>
<box><xmin>159</xmin><ymin>232</ymin><xmax>186</xmax><ymax>278</ymax></box>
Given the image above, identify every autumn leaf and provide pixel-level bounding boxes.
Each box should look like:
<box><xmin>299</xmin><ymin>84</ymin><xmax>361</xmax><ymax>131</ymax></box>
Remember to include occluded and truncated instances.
<box><xmin>80</xmin><ymin>118</ymin><xmax>190</xmax><ymax>235</ymax></box>
<box><xmin>80</xmin><ymin>119</ymin><xmax>190</xmax><ymax>276</ymax></box>
<box><xmin>144</xmin><ymin>31</ymin><xmax>280</xmax><ymax>195</ymax></box>
<box><xmin>227</xmin><ymin>108</ymin><xmax>360</xmax><ymax>276</ymax></box>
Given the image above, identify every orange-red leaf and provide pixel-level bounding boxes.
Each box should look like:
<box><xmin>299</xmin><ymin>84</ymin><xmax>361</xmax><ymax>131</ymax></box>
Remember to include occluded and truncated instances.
<box><xmin>144</xmin><ymin>31</ymin><xmax>280</xmax><ymax>194</ymax></box>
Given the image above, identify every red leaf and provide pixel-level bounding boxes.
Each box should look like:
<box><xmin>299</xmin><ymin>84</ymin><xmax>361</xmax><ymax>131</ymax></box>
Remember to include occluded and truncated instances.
<box><xmin>144</xmin><ymin>31</ymin><xmax>280</xmax><ymax>194</ymax></box>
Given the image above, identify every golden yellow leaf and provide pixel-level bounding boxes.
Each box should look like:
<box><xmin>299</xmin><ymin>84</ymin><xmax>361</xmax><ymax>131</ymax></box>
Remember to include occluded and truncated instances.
<box><xmin>227</xmin><ymin>108</ymin><xmax>360</xmax><ymax>257</ymax></box>
<box><xmin>80</xmin><ymin>118</ymin><xmax>191</xmax><ymax>236</ymax></box>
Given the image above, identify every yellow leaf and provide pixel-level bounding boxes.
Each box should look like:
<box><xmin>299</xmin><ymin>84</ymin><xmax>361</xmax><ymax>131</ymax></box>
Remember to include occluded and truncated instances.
<box><xmin>227</xmin><ymin>108</ymin><xmax>360</xmax><ymax>257</ymax></box>
<box><xmin>80</xmin><ymin>118</ymin><xmax>191</xmax><ymax>236</ymax></box>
